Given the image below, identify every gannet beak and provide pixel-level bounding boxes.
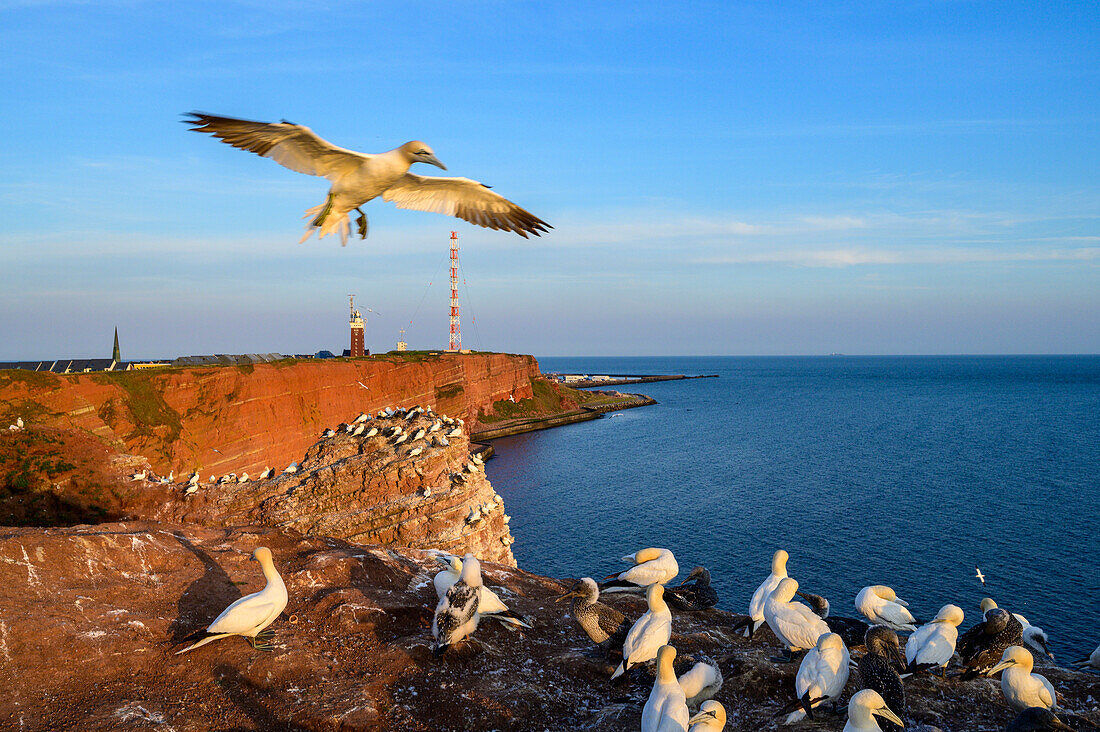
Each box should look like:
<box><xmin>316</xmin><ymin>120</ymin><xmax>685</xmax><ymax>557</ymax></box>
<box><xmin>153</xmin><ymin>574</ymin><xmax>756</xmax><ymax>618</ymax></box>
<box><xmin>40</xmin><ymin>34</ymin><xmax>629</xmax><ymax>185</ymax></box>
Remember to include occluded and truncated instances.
<box><xmin>422</xmin><ymin>154</ymin><xmax>446</xmax><ymax>170</ymax></box>
<box><xmin>603</xmin><ymin>572</ymin><xmax>620</xmax><ymax>580</ymax></box>
<box><xmin>554</xmin><ymin>591</ymin><xmax>578</xmax><ymax>603</ymax></box>
<box><xmin>876</xmin><ymin>706</ymin><xmax>905</xmax><ymax>727</ymax></box>
<box><xmin>1040</xmin><ymin>641</ymin><xmax>1055</xmax><ymax>660</ymax></box>
<box><xmin>687</xmin><ymin>709</ymin><xmax>718</xmax><ymax>725</ymax></box>
<box><xmin>988</xmin><ymin>660</ymin><xmax>1014</xmax><ymax>675</ymax></box>
<box><xmin>895</xmin><ymin>598</ymin><xmax>909</xmax><ymax>607</ymax></box>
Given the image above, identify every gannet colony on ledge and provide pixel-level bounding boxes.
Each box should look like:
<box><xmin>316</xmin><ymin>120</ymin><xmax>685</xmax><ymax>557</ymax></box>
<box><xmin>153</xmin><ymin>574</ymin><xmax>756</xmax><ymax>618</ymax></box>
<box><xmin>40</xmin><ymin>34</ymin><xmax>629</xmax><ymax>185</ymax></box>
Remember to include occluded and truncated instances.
<box><xmin>166</xmin><ymin>509</ymin><xmax>1099</xmax><ymax>732</ymax></box>
<box><xmin>184</xmin><ymin>112</ymin><xmax>551</xmax><ymax>245</ymax></box>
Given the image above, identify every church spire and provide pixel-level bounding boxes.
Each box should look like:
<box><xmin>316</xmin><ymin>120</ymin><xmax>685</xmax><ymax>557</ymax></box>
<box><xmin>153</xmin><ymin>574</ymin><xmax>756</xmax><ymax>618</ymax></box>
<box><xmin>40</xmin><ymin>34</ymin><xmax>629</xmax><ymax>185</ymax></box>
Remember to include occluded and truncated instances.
<box><xmin>112</xmin><ymin>327</ymin><xmax>121</xmax><ymax>362</ymax></box>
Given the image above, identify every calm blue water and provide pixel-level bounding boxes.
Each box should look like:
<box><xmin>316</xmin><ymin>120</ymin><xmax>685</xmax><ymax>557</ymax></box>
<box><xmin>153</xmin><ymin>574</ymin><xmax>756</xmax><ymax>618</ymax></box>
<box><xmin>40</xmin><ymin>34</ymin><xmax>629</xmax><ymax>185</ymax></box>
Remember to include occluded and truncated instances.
<box><xmin>485</xmin><ymin>356</ymin><xmax>1100</xmax><ymax>660</ymax></box>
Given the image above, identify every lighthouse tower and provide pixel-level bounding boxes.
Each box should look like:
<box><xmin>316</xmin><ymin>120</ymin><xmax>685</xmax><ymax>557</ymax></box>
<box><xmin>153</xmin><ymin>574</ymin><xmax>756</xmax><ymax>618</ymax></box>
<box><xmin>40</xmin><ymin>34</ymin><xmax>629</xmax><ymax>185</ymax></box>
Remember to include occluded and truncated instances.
<box><xmin>349</xmin><ymin>295</ymin><xmax>365</xmax><ymax>357</ymax></box>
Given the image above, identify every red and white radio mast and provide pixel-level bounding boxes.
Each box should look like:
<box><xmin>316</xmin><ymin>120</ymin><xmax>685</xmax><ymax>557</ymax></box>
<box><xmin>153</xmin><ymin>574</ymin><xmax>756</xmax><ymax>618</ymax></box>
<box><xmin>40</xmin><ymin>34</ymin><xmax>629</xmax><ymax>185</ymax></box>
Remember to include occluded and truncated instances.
<box><xmin>448</xmin><ymin>231</ymin><xmax>461</xmax><ymax>352</ymax></box>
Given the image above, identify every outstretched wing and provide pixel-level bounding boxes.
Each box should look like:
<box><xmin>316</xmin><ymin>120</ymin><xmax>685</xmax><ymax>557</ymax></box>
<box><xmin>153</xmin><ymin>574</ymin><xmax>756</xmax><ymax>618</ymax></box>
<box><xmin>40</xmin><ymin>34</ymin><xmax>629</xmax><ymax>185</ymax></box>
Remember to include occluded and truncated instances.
<box><xmin>184</xmin><ymin>112</ymin><xmax>367</xmax><ymax>181</ymax></box>
<box><xmin>382</xmin><ymin>173</ymin><xmax>551</xmax><ymax>238</ymax></box>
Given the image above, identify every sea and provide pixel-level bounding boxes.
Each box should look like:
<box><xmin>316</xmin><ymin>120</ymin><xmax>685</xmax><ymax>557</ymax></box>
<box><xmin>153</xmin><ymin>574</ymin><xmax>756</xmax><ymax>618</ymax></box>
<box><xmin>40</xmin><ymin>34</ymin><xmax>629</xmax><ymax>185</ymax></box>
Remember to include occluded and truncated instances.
<box><xmin>483</xmin><ymin>355</ymin><xmax>1100</xmax><ymax>660</ymax></box>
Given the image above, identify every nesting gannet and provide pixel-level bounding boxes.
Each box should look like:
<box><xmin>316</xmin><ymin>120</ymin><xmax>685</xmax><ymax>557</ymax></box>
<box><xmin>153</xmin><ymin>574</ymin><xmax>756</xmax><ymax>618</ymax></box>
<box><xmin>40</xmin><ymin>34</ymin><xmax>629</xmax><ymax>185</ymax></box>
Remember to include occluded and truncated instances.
<box><xmin>763</xmin><ymin>578</ymin><xmax>830</xmax><ymax>656</ymax></box>
<box><xmin>432</xmin><ymin>553</ymin><xmax>482</xmax><ymax>655</ymax></box>
<box><xmin>739</xmin><ymin>549</ymin><xmax>789</xmax><ymax>638</ymax></box>
<box><xmin>857</xmin><ymin>626</ymin><xmax>905</xmax><ymax>732</ymax></box>
<box><xmin>796</xmin><ymin>589</ymin><xmax>870</xmax><ymax>649</ymax></box>
<box><xmin>854</xmin><ymin>586</ymin><xmax>917</xmax><ymax>632</ymax></box>
<box><xmin>258</xmin><ymin>467</ymin><xmax>272</xmax><ymax>480</ymax></box>
<box><xmin>556</xmin><ymin>577</ymin><xmax>630</xmax><ymax>653</ymax></box>
<box><xmin>983</xmin><ymin>598</ymin><xmax>1055</xmax><ymax>660</ymax></box>
<box><xmin>355</xmin><ymin>412</ymin><xmax>370</xmax><ymax>423</ymax></box>
<box><xmin>688</xmin><ymin>701</ymin><xmax>726</xmax><ymax>732</ymax></box>
<box><xmin>188</xmin><ymin>472</ymin><xmax>200</xmax><ymax>485</ymax></box>
<box><xmin>465</xmin><ymin>461</ymin><xmax>479</xmax><ymax>473</ymax></box>
<box><xmin>1006</xmin><ymin>707</ymin><xmax>1074</xmax><ymax>732</ymax></box>
<box><xmin>365</xmin><ymin>427</ymin><xmax>379</xmax><ymax>438</ymax></box>
<box><xmin>411</xmin><ymin>428</ymin><xmax>426</xmax><ymax>441</ymax></box>
<box><xmin>611</xmin><ymin>584</ymin><xmax>673</xmax><ymax>680</ymax></box>
<box><xmin>471</xmin><ymin>453</ymin><xmax>484</xmax><ymax>465</ymax></box>
<box><xmin>677</xmin><ymin>655</ymin><xmax>723</xmax><ymax>709</ymax></box>
<box><xmin>958</xmin><ymin>607</ymin><xmax>1023</xmax><ymax>677</ymax></box>
<box><xmin>439</xmin><ymin>436</ymin><xmax>450</xmax><ymax>447</ymax></box>
<box><xmin>433</xmin><ymin>555</ymin><xmax>531</xmax><ymax>628</ymax></box>
<box><xmin>351</xmin><ymin>423</ymin><xmax>366</xmax><ymax>436</ymax></box>
<box><xmin>393</xmin><ymin>433</ymin><xmax>408</xmax><ymax>445</ymax></box>
<box><xmin>237</xmin><ymin>473</ymin><xmax>249</xmax><ymax>483</ymax></box>
<box><xmin>429</xmin><ymin>420</ymin><xmax>442</xmax><ymax>433</ymax></box>
<box><xmin>421</xmin><ymin>486</ymin><xmax>431</xmax><ymax>498</ymax></box>
<box><xmin>601</xmin><ymin>548</ymin><xmax>679</xmax><ymax>594</ymax></box>
<box><xmin>176</xmin><ymin>547</ymin><xmax>288</xmax><ymax>654</ymax></box>
<box><xmin>466</xmin><ymin>506</ymin><xmax>482</xmax><ymax>524</ymax></box>
<box><xmin>446</xmin><ymin>428</ymin><xmax>463</xmax><ymax>438</ymax></box>
<box><xmin>322</xmin><ymin>428</ymin><xmax>336</xmax><ymax>438</ymax></box>
<box><xmin>451</xmin><ymin>472</ymin><xmax>467</xmax><ymax>485</ymax></box>
<box><xmin>665</xmin><ymin>566</ymin><xmax>719</xmax><ymax>612</ymax></box>
<box><xmin>988</xmin><ymin>646</ymin><xmax>1058</xmax><ymax>711</ymax></box>
<box><xmin>905</xmin><ymin>604</ymin><xmax>964</xmax><ymax>676</ymax></box>
<box><xmin>131</xmin><ymin>470</ymin><xmax>148</xmax><ymax>481</ymax></box>
<box><xmin>185</xmin><ymin>113</ymin><xmax>551</xmax><ymax>245</ymax></box>
<box><xmin>1071</xmin><ymin>643</ymin><xmax>1100</xmax><ymax>670</ymax></box>
<box><xmin>779</xmin><ymin>632</ymin><xmax>849</xmax><ymax>724</ymax></box>
<box><xmin>843</xmin><ymin>689</ymin><xmax>905</xmax><ymax>732</ymax></box>
<box><xmin>16</xmin><ymin>418</ymin><xmax>24</xmax><ymax>429</ymax></box>
<box><xmin>283</xmin><ymin>463</ymin><xmax>298</xmax><ymax>474</ymax></box>
<box><xmin>642</xmin><ymin>645</ymin><xmax>690</xmax><ymax>732</ymax></box>
<box><xmin>184</xmin><ymin>484</ymin><xmax>198</xmax><ymax>496</ymax></box>
<box><xmin>407</xmin><ymin>446</ymin><xmax>423</xmax><ymax>457</ymax></box>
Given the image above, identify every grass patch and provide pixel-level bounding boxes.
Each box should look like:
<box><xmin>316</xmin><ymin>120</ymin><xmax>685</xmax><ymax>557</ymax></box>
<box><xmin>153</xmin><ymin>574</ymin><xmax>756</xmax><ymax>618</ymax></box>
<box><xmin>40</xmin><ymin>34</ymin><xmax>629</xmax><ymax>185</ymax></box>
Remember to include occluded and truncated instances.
<box><xmin>434</xmin><ymin>382</ymin><xmax>464</xmax><ymax>401</ymax></box>
<box><xmin>91</xmin><ymin>371</ymin><xmax>182</xmax><ymax>446</ymax></box>
<box><xmin>478</xmin><ymin>378</ymin><xmax>570</xmax><ymax>424</ymax></box>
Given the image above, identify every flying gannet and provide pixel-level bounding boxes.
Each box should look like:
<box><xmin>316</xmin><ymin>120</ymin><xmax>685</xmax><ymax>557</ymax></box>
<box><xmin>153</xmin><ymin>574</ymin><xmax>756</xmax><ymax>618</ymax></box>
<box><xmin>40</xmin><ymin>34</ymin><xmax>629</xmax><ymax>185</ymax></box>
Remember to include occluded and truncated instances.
<box><xmin>433</xmin><ymin>555</ymin><xmax>531</xmax><ymax>629</ymax></box>
<box><xmin>796</xmin><ymin>589</ymin><xmax>870</xmax><ymax>650</ymax></box>
<box><xmin>779</xmin><ymin>632</ymin><xmax>849</xmax><ymax>724</ymax></box>
<box><xmin>1006</xmin><ymin>707</ymin><xmax>1074</xmax><ymax>732</ymax></box>
<box><xmin>905</xmin><ymin>604</ymin><xmax>964</xmax><ymax>676</ymax></box>
<box><xmin>857</xmin><ymin>626</ymin><xmax>906</xmax><ymax>732</ymax></box>
<box><xmin>739</xmin><ymin>549</ymin><xmax>789</xmax><ymax>638</ymax></box>
<box><xmin>843</xmin><ymin>689</ymin><xmax>905</xmax><ymax>732</ymax></box>
<box><xmin>854</xmin><ymin>585</ymin><xmax>917</xmax><ymax>632</ymax></box>
<box><xmin>677</xmin><ymin>655</ymin><xmax>723</xmax><ymax>709</ymax></box>
<box><xmin>688</xmin><ymin>701</ymin><xmax>726</xmax><ymax>732</ymax></box>
<box><xmin>763</xmin><ymin>578</ymin><xmax>830</xmax><ymax>659</ymax></box>
<box><xmin>601</xmin><ymin>547</ymin><xmax>679</xmax><ymax>594</ymax></box>
<box><xmin>556</xmin><ymin>577</ymin><xmax>630</xmax><ymax>653</ymax></box>
<box><xmin>641</xmin><ymin>645</ymin><xmax>690</xmax><ymax>732</ymax></box>
<box><xmin>665</xmin><ymin>566</ymin><xmax>719</xmax><ymax>612</ymax></box>
<box><xmin>432</xmin><ymin>552</ymin><xmax>482</xmax><ymax>655</ymax></box>
<box><xmin>988</xmin><ymin>646</ymin><xmax>1058</xmax><ymax>712</ymax></box>
<box><xmin>611</xmin><ymin>584</ymin><xmax>673</xmax><ymax>680</ymax></box>
<box><xmin>176</xmin><ymin>546</ymin><xmax>288</xmax><ymax>654</ymax></box>
<box><xmin>185</xmin><ymin>112</ymin><xmax>551</xmax><ymax>245</ymax></box>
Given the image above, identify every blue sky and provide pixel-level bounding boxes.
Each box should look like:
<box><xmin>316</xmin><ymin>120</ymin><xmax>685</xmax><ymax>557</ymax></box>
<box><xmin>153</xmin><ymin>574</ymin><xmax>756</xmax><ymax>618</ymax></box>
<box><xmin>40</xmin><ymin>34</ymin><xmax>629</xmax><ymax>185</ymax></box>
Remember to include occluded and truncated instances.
<box><xmin>1</xmin><ymin>1</ymin><xmax>1097</xmax><ymax>358</ymax></box>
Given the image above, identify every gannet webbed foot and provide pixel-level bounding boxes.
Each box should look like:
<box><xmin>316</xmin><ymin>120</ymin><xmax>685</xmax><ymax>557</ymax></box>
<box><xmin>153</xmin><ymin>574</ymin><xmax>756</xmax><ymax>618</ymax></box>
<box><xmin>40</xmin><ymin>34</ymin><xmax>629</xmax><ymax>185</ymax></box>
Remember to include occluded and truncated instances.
<box><xmin>311</xmin><ymin>193</ymin><xmax>335</xmax><ymax>228</ymax></box>
<box><xmin>355</xmin><ymin>208</ymin><xmax>368</xmax><ymax>239</ymax></box>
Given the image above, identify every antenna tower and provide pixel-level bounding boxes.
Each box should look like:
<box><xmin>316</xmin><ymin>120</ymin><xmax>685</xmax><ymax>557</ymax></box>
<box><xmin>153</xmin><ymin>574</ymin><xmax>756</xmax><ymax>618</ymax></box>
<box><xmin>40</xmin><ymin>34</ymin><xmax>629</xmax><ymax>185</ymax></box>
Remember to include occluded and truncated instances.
<box><xmin>448</xmin><ymin>231</ymin><xmax>461</xmax><ymax>352</ymax></box>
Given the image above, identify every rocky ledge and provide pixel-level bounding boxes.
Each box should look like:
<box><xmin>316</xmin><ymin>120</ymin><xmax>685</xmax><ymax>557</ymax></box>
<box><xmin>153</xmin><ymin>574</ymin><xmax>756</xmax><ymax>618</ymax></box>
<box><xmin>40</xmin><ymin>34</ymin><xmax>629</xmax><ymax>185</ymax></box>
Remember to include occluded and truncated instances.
<box><xmin>1</xmin><ymin>522</ymin><xmax>1097</xmax><ymax>731</ymax></box>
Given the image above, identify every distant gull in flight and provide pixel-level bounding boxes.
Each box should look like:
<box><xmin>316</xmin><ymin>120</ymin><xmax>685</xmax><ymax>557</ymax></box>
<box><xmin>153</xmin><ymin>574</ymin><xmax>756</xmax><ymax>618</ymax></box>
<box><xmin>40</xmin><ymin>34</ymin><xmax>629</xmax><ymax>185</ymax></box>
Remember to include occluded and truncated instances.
<box><xmin>184</xmin><ymin>112</ymin><xmax>552</xmax><ymax>245</ymax></box>
<box><xmin>975</xmin><ymin>566</ymin><xmax>986</xmax><ymax>585</ymax></box>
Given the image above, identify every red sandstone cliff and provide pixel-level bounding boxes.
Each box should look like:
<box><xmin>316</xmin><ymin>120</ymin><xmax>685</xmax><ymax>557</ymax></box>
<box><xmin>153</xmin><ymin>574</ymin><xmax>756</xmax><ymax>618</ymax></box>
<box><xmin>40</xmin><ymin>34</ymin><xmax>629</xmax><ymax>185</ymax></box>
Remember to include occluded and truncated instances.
<box><xmin>0</xmin><ymin>353</ymin><xmax>567</xmax><ymax>477</ymax></box>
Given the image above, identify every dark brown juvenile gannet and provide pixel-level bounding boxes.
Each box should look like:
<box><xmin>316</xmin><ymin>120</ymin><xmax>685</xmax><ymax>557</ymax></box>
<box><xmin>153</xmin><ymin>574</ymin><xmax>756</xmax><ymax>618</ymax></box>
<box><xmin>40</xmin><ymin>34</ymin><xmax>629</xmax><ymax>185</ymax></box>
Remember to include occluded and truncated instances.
<box><xmin>665</xmin><ymin>566</ymin><xmax>719</xmax><ymax>612</ymax></box>
<box><xmin>958</xmin><ymin>607</ymin><xmax>1023</xmax><ymax>678</ymax></box>
<box><xmin>556</xmin><ymin>577</ymin><xmax>630</xmax><ymax>653</ymax></box>
<box><xmin>858</xmin><ymin>626</ymin><xmax>906</xmax><ymax>732</ymax></box>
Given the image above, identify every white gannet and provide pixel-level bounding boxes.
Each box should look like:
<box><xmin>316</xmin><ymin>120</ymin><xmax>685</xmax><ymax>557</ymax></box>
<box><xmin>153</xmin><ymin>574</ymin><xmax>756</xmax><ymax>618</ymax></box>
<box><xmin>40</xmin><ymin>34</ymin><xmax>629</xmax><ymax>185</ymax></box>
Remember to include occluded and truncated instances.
<box><xmin>432</xmin><ymin>553</ymin><xmax>482</xmax><ymax>655</ymax></box>
<box><xmin>466</xmin><ymin>506</ymin><xmax>482</xmax><ymax>524</ymax></box>
<box><xmin>354</xmin><ymin>412</ymin><xmax>370</xmax><ymax>423</ymax></box>
<box><xmin>556</xmin><ymin>577</ymin><xmax>630</xmax><ymax>652</ymax></box>
<box><xmin>237</xmin><ymin>473</ymin><xmax>249</xmax><ymax>483</ymax></box>
<box><xmin>188</xmin><ymin>472</ymin><xmax>200</xmax><ymax>486</ymax></box>
<box><xmin>283</xmin><ymin>463</ymin><xmax>298</xmax><ymax>474</ymax></box>
<box><xmin>843</xmin><ymin>689</ymin><xmax>905</xmax><ymax>732</ymax></box>
<box><xmin>988</xmin><ymin>646</ymin><xmax>1058</xmax><ymax>711</ymax></box>
<box><xmin>905</xmin><ymin>603</ymin><xmax>964</xmax><ymax>676</ymax></box>
<box><xmin>407</xmin><ymin>447</ymin><xmax>423</xmax><ymax>457</ymax></box>
<box><xmin>176</xmin><ymin>547</ymin><xmax>288</xmax><ymax>654</ymax></box>
<box><xmin>365</xmin><ymin>427</ymin><xmax>378</xmax><ymax>438</ymax></box>
<box><xmin>184</xmin><ymin>484</ymin><xmax>198</xmax><ymax>496</ymax></box>
<box><xmin>322</xmin><ymin>428</ymin><xmax>335</xmax><ymax>438</ymax></box>
<box><xmin>446</xmin><ymin>428</ymin><xmax>463</xmax><ymax>438</ymax></box>
<box><xmin>641</xmin><ymin>645</ymin><xmax>690</xmax><ymax>732</ymax></box>
<box><xmin>433</xmin><ymin>555</ymin><xmax>531</xmax><ymax>628</ymax></box>
<box><xmin>439</xmin><ymin>436</ymin><xmax>450</xmax><ymax>446</ymax></box>
<box><xmin>258</xmin><ymin>467</ymin><xmax>272</xmax><ymax>480</ymax></box>
<box><xmin>412</xmin><ymin>428</ymin><xmax>426</xmax><ymax>441</ymax></box>
<box><xmin>688</xmin><ymin>701</ymin><xmax>726</xmax><ymax>732</ymax></box>
<box><xmin>854</xmin><ymin>585</ymin><xmax>917</xmax><ymax>632</ymax></box>
<box><xmin>16</xmin><ymin>417</ymin><xmax>24</xmax><ymax>429</ymax></box>
<box><xmin>764</xmin><ymin>578</ymin><xmax>830</xmax><ymax>656</ymax></box>
<box><xmin>131</xmin><ymin>470</ymin><xmax>148</xmax><ymax>481</ymax></box>
<box><xmin>185</xmin><ymin>112</ymin><xmax>551</xmax><ymax>245</ymax></box>
<box><xmin>471</xmin><ymin>453</ymin><xmax>484</xmax><ymax>465</ymax></box>
<box><xmin>429</xmin><ymin>420</ymin><xmax>442</xmax><ymax>433</ymax></box>
<box><xmin>781</xmin><ymin>632</ymin><xmax>849</xmax><ymax>724</ymax></box>
<box><xmin>611</xmin><ymin>584</ymin><xmax>673</xmax><ymax>680</ymax></box>
<box><xmin>393</xmin><ymin>433</ymin><xmax>408</xmax><ymax>445</ymax></box>
<box><xmin>677</xmin><ymin>655</ymin><xmax>723</xmax><ymax>709</ymax></box>
<box><xmin>1072</xmin><ymin>643</ymin><xmax>1100</xmax><ymax>670</ymax></box>
<box><xmin>421</xmin><ymin>486</ymin><xmax>431</xmax><ymax>498</ymax></box>
<box><xmin>351</xmin><ymin>423</ymin><xmax>366</xmax><ymax>436</ymax></box>
<box><xmin>601</xmin><ymin>547</ymin><xmax>679</xmax><ymax>593</ymax></box>
<box><xmin>741</xmin><ymin>549</ymin><xmax>789</xmax><ymax>637</ymax></box>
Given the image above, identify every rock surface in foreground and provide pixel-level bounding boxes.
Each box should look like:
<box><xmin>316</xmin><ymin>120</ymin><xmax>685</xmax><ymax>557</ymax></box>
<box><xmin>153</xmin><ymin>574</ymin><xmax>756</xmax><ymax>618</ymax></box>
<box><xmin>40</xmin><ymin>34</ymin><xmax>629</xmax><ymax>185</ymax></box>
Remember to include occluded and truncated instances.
<box><xmin>2</xmin><ymin>522</ymin><xmax>1098</xmax><ymax>731</ymax></box>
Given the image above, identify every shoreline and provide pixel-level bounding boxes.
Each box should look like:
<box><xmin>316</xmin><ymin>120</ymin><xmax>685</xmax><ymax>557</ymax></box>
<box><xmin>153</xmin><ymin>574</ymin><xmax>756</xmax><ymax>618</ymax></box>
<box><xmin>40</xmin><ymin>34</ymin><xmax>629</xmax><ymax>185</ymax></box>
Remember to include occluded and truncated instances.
<box><xmin>469</xmin><ymin>391</ymin><xmax>657</xmax><ymax>441</ymax></box>
<box><xmin>551</xmin><ymin>372</ymin><xmax>718</xmax><ymax>389</ymax></box>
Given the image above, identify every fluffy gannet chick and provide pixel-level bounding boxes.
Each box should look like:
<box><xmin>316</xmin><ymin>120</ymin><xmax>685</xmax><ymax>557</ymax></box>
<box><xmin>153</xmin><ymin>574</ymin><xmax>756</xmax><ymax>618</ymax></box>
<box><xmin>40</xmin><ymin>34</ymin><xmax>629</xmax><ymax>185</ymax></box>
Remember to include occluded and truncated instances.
<box><xmin>433</xmin><ymin>555</ymin><xmax>531</xmax><ymax>628</ymax></box>
<box><xmin>688</xmin><ymin>701</ymin><xmax>726</xmax><ymax>732</ymax></box>
<box><xmin>642</xmin><ymin>645</ymin><xmax>690</xmax><ymax>732</ymax></box>
<box><xmin>432</xmin><ymin>552</ymin><xmax>482</xmax><ymax>655</ymax></box>
<box><xmin>665</xmin><ymin>566</ymin><xmax>719</xmax><ymax>612</ymax></box>
<box><xmin>796</xmin><ymin>589</ymin><xmax>870</xmax><ymax>650</ymax></box>
<box><xmin>555</xmin><ymin>577</ymin><xmax>629</xmax><ymax>652</ymax></box>
<box><xmin>677</xmin><ymin>655</ymin><xmax>723</xmax><ymax>709</ymax></box>
<box><xmin>988</xmin><ymin>646</ymin><xmax>1058</xmax><ymax>712</ymax></box>
<box><xmin>1072</xmin><ymin>643</ymin><xmax>1100</xmax><ymax>670</ymax></box>
<box><xmin>905</xmin><ymin>604</ymin><xmax>964</xmax><ymax>676</ymax></box>
<box><xmin>741</xmin><ymin>549</ymin><xmax>789</xmax><ymax>638</ymax></box>
<box><xmin>858</xmin><ymin>626</ymin><xmax>906</xmax><ymax>732</ymax></box>
<box><xmin>601</xmin><ymin>547</ymin><xmax>679</xmax><ymax>593</ymax></box>
<box><xmin>855</xmin><ymin>585</ymin><xmax>917</xmax><ymax>632</ymax></box>
<box><xmin>176</xmin><ymin>547</ymin><xmax>288</xmax><ymax>654</ymax></box>
<box><xmin>1006</xmin><ymin>707</ymin><xmax>1073</xmax><ymax>731</ymax></box>
<box><xmin>781</xmin><ymin>632</ymin><xmax>849</xmax><ymax>724</ymax></box>
<box><xmin>763</xmin><ymin>578</ymin><xmax>830</xmax><ymax>656</ymax></box>
<box><xmin>958</xmin><ymin>607</ymin><xmax>1023</xmax><ymax>677</ymax></box>
<box><xmin>611</xmin><ymin>584</ymin><xmax>673</xmax><ymax>680</ymax></box>
<box><xmin>843</xmin><ymin>689</ymin><xmax>905</xmax><ymax>732</ymax></box>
